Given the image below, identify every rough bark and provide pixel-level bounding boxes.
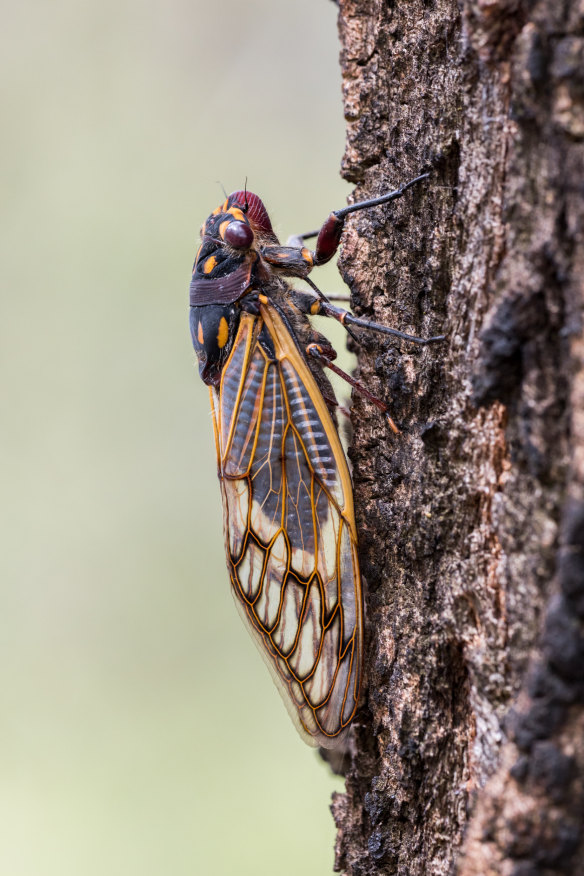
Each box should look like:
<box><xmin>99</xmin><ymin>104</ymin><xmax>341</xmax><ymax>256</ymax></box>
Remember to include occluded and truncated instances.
<box><xmin>331</xmin><ymin>1</ymin><xmax>584</xmax><ymax>874</ymax></box>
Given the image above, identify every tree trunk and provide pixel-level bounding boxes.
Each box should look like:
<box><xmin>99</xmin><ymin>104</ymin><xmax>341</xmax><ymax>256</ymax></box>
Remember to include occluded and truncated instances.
<box><xmin>331</xmin><ymin>1</ymin><xmax>584</xmax><ymax>873</ymax></box>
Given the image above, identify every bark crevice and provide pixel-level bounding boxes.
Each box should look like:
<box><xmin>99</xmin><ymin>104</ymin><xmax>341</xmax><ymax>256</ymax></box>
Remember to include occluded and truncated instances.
<box><xmin>333</xmin><ymin>0</ymin><xmax>584</xmax><ymax>872</ymax></box>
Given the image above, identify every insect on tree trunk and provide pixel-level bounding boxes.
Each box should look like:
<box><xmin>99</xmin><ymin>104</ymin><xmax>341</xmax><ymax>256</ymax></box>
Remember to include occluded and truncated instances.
<box><xmin>330</xmin><ymin>0</ymin><xmax>584</xmax><ymax>873</ymax></box>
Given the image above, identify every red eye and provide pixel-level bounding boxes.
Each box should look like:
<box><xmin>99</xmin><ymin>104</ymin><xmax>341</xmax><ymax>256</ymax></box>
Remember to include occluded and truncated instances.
<box><xmin>229</xmin><ymin>191</ymin><xmax>274</xmax><ymax>236</ymax></box>
<box><xmin>224</xmin><ymin>220</ymin><xmax>254</xmax><ymax>249</ymax></box>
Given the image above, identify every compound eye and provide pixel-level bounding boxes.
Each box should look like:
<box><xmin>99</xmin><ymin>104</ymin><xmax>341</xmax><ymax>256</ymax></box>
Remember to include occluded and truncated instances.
<box><xmin>224</xmin><ymin>220</ymin><xmax>253</xmax><ymax>249</ymax></box>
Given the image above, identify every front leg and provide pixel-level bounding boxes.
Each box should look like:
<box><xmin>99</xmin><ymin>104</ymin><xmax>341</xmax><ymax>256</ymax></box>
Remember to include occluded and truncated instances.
<box><xmin>287</xmin><ymin>172</ymin><xmax>431</xmax><ymax>266</ymax></box>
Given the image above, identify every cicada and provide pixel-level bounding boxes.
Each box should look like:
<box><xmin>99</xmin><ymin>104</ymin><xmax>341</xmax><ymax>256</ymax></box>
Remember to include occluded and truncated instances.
<box><xmin>188</xmin><ymin>175</ymin><xmax>442</xmax><ymax>748</ymax></box>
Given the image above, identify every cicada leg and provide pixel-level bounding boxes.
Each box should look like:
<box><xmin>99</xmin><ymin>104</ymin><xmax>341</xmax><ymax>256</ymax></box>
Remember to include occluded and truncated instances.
<box><xmin>312</xmin><ymin>298</ymin><xmax>446</xmax><ymax>346</ymax></box>
<box><xmin>288</xmin><ymin>172</ymin><xmax>431</xmax><ymax>266</ymax></box>
<box><xmin>288</xmin><ymin>286</ymin><xmax>445</xmax><ymax>347</ymax></box>
<box><xmin>306</xmin><ymin>343</ymin><xmax>400</xmax><ymax>434</ymax></box>
<box><xmin>321</xmin><ymin>294</ymin><xmax>351</xmax><ymax>303</ymax></box>
<box><xmin>264</xmin><ymin>173</ymin><xmax>433</xmax><ymax>283</ymax></box>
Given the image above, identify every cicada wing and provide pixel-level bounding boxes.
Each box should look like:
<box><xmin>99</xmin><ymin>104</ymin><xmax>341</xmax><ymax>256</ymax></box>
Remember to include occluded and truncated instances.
<box><xmin>211</xmin><ymin>307</ymin><xmax>363</xmax><ymax>749</ymax></box>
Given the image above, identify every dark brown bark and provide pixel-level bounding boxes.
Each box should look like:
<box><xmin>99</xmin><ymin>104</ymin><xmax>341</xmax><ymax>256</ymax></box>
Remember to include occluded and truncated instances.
<box><xmin>331</xmin><ymin>1</ymin><xmax>584</xmax><ymax>873</ymax></box>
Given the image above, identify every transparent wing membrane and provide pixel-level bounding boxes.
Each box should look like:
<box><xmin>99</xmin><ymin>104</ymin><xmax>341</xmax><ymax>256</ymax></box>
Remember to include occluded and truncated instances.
<box><xmin>211</xmin><ymin>308</ymin><xmax>363</xmax><ymax>748</ymax></box>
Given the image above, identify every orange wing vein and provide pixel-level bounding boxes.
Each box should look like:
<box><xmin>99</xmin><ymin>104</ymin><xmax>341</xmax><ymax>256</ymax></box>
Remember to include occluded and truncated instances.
<box><xmin>209</xmin><ymin>305</ymin><xmax>363</xmax><ymax>748</ymax></box>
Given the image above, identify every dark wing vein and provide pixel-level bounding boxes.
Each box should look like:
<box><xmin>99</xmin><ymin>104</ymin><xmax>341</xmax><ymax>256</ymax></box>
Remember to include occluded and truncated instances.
<box><xmin>210</xmin><ymin>308</ymin><xmax>363</xmax><ymax>748</ymax></box>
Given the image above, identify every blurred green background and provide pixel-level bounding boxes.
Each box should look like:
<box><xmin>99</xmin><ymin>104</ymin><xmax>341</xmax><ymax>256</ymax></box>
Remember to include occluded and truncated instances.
<box><xmin>1</xmin><ymin>1</ymin><xmax>354</xmax><ymax>874</ymax></box>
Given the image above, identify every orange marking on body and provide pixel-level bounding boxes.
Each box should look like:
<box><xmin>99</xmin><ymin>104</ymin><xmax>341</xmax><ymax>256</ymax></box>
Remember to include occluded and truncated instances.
<box><xmin>301</xmin><ymin>248</ymin><xmax>314</xmax><ymax>267</ymax></box>
<box><xmin>227</xmin><ymin>207</ymin><xmax>245</xmax><ymax>222</ymax></box>
<box><xmin>310</xmin><ymin>300</ymin><xmax>320</xmax><ymax>315</ymax></box>
<box><xmin>258</xmin><ymin>293</ymin><xmax>269</xmax><ymax>304</ymax></box>
<box><xmin>217</xmin><ymin>316</ymin><xmax>229</xmax><ymax>349</ymax></box>
<box><xmin>219</xmin><ymin>219</ymin><xmax>230</xmax><ymax>239</ymax></box>
<box><xmin>203</xmin><ymin>255</ymin><xmax>217</xmax><ymax>274</ymax></box>
<box><xmin>212</xmin><ymin>205</ymin><xmax>221</xmax><ymax>216</ymax></box>
<box><xmin>197</xmin><ymin>321</ymin><xmax>204</xmax><ymax>344</ymax></box>
<box><xmin>222</xmin><ymin>198</ymin><xmax>229</xmax><ymax>212</ymax></box>
<box><xmin>340</xmin><ymin>312</ymin><xmax>347</xmax><ymax>324</ymax></box>
<box><xmin>386</xmin><ymin>415</ymin><xmax>400</xmax><ymax>435</ymax></box>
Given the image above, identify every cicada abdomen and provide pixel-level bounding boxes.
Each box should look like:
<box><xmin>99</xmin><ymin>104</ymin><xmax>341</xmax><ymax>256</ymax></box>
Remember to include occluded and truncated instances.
<box><xmin>188</xmin><ymin>178</ymin><xmax>443</xmax><ymax>748</ymax></box>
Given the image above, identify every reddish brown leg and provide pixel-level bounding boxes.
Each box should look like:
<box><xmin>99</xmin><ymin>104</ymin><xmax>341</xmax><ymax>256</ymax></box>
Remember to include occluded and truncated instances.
<box><xmin>306</xmin><ymin>343</ymin><xmax>400</xmax><ymax>434</ymax></box>
<box><xmin>288</xmin><ymin>172</ymin><xmax>430</xmax><ymax>266</ymax></box>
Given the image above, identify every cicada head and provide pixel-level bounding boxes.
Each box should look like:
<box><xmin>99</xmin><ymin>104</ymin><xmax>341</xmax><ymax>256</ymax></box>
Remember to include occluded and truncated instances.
<box><xmin>225</xmin><ymin>190</ymin><xmax>277</xmax><ymax>242</ymax></box>
<box><xmin>189</xmin><ymin>191</ymin><xmax>278</xmax><ymax>308</ymax></box>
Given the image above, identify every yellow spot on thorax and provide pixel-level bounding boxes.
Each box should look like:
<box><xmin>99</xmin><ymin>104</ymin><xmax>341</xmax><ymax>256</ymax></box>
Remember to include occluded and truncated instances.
<box><xmin>227</xmin><ymin>207</ymin><xmax>245</xmax><ymax>222</ymax></box>
<box><xmin>197</xmin><ymin>321</ymin><xmax>204</xmax><ymax>344</ymax></box>
<box><xmin>217</xmin><ymin>316</ymin><xmax>229</xmax><ymax>349</ymax></box>
<box><xmin>310</xmin><ymin>299</ymin><xmax>321</xmax><ymax>315</ymax></box>
<box><xmin>219</xmin><ymin>219</ymin><xmax>230</xmax><ymax>239</ymax></box>
<box><xmin>258</xmin><ymin>293</ymin><xmax>269</xmax><ymax>304</ymax></box>
<box><xmin>203</xmin><ymin>255</ymin><xmax>217</xmax><ymax>274</ymax></box>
